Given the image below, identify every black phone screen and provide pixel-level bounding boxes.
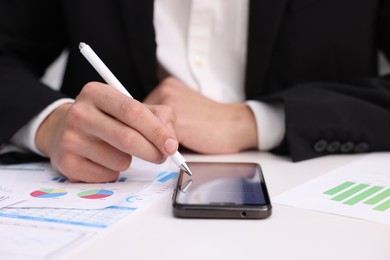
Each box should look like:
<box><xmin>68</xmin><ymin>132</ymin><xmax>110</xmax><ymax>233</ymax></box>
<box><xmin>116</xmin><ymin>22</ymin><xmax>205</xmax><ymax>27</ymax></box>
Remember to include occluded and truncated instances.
<box><xmin>172</xmin><ymin>162</ymin><xmax>272</xmax><ymax>219</ymax></box>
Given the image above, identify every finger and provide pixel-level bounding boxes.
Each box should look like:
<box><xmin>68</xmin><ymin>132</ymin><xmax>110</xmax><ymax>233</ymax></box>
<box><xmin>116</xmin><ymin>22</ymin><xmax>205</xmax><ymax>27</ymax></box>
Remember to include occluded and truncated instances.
<box><xmin>66</xmin><ymin>100</ymin><xmax>168</xmax><ymax>162</ymax></box>
<box><xmin>54</xmin><ymin>153</ymin><xmax>120</xmax><ymax>183</ymax></box>
<box><xmin>81</xmin><ymin>83</ymin><xmax>178</xmax><ymax>156</ymax></box>
<box><xmin>93</xmin><ymin>115</ymin><xmax>169</xmax><ymax>163</ymax></box>
<box><xmin>60</xmin><ymin>129</ymin><xmax>133</xmax><ymax>172</ymax></box>
<box><xmin>146</xmin><ymin>105</ymin><xmax>177</xmax><ymax>136</ymax></box>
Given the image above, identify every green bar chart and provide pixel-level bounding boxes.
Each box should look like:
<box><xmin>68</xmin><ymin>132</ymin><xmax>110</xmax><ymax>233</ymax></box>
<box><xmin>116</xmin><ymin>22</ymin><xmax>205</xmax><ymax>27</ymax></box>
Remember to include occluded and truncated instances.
<box><xmin>273</xmin><ymin>154</ymin><xmax>390</xmax><ymax>225</ymax></box>
<box><xmin>324</xmin><ymin>182</ymin><xmax>390</xmax><ymax>212</ymax></box>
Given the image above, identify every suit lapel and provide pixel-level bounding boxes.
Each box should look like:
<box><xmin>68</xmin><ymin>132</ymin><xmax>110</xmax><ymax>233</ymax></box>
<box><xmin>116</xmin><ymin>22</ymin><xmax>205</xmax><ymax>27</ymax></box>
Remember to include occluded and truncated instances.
<box><xmin>119</xmin><ymin>0</ymin><xmax>157</xmax><ymax>93</ymax></box>
<box><xmin>245</xmin><ymin>0</ymin><xmax>288</xmax><ymax>97</ymax></box>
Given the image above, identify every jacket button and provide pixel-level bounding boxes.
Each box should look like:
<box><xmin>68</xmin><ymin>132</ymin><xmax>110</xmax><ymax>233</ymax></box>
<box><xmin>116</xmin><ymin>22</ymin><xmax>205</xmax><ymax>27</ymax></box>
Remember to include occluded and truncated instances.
<box><xmin>340</xmin><ymin>142</ymin><xmax>354</xmax><ymax>153</ymax></box>
<box><xmin>313</xmin><ymin>140</ymin><xmax>327</xmax><ymax>153</ymax></box>
<box><xmin>354</xmin><ymin>142</ymin><xmax>369</xmax><ymax>153</ymax></box>
<box><xmin>327</xmin><ymin>141</ymin><xmax>341</xmax><ymax>153</ymax></box>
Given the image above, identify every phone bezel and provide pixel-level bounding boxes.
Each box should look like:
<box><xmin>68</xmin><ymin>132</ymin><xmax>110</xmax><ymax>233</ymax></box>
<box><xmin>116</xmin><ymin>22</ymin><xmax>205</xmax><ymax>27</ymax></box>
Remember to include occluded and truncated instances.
<box><xmin>172</xmin><ymin>162</ymin><xmax>272</xmax><ymax>219</ymax></box>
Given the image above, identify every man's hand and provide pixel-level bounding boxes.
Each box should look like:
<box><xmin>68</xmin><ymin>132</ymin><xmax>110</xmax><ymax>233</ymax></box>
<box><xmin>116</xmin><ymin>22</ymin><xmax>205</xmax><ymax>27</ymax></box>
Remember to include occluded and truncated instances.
<box><xmin>144</xmin><ymin>77</ymin><xmax>258</xmax><ymax>154</ymax></box>
<box><xmin>35</xmin><ymin>82</ymin><xmax>178</xmax><ymax>183</ymax></box>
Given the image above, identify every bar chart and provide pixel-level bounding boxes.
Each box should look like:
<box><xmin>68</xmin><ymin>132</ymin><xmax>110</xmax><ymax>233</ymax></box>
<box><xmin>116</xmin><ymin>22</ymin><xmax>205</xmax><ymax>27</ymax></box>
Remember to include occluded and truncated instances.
<box><xmin>273</xmin><ymin>153</ymin><xmax>390</xmax><ymax>225</ymax></box>
<box><xmin>324</xmin><ymin>182</ymin><xmax>390</xmax><ymax>212</ymax></box>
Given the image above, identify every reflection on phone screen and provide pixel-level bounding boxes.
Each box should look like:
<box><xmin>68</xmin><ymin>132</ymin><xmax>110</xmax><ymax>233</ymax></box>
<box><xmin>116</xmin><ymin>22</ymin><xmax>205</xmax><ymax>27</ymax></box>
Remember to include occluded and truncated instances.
<box><xmin>175</xmin><ymin>162</ymin><xmax>267</xmax><ymax>206</ymax></box>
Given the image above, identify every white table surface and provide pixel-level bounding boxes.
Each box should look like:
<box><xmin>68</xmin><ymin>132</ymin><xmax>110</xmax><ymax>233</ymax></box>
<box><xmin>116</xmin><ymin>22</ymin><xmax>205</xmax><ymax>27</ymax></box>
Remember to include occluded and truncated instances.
<box><xmin>64</xmin><ymin>151</ymin><xmax>390</xmax><ymax>260</ymax></box>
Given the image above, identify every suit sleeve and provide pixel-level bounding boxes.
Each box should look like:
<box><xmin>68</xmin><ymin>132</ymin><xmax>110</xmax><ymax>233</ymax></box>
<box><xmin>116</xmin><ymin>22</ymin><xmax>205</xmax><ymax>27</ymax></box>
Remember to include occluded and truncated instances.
<box><xmin>270</xmin><ymin>76</ymin><xmax>390</xmax><ymax>162</ymax></box>
<box><xmin>264</xmin><ymin>0</ymin><xmax>390</xmax><ymax>162</ymax></box>
<box><xmin>0</xmin><ymin>1</ymin><xmax>67</xmax><ymax>144</ymax></box>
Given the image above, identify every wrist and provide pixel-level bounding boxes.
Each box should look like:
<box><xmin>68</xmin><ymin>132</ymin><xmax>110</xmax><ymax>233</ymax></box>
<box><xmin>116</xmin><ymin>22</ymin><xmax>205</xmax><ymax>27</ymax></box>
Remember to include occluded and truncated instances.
<box><xmin>36</xmin><ymin>103</ymin><xmax>72</xmax><ymax>156</ymax></box>
<box><xmin>229</xmin><ymin>103</ymin><xmax>258</xmax><ymax>151</ymax></box>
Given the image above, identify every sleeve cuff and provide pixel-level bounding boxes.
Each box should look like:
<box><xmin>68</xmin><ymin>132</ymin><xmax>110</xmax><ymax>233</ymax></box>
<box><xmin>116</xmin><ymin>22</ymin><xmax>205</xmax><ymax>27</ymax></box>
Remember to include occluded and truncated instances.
<box><xmin>10</xmin><ymin>98</ymin><xmax>75</xmax><ymax>156</ymax></box>
<box><xmin>246</xmin><ymin>100</ymin><xmax>286</xmax><ymax>151</ymax></box>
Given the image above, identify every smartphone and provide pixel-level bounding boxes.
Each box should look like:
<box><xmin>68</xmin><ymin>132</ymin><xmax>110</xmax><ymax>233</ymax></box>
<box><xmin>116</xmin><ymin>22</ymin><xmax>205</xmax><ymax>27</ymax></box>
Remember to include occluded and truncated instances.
<box><xmin>172</xmin><ymin>162</ymin><xmax>272</xmax><ymax>219</ymax></box>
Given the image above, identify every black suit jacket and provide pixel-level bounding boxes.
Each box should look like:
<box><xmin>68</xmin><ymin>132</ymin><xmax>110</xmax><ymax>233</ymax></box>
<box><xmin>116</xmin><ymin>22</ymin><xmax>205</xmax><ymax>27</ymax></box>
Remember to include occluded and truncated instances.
<box><xmin>1</xmin><ymin>0</ymin><xmax>390</xmax><ymax>162</ymax></box>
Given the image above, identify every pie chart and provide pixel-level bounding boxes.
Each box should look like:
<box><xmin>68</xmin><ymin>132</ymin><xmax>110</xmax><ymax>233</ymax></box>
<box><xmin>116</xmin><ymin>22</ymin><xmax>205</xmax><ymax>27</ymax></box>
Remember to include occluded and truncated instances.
<box><xmin>77</xmin><ymin>189</ymin><xmax>114</xmax><ymax>199</ymax></box>
<box><xmin>30</xmin><ymin>188</ymin><xmax>68</xmax><ymax>198</ymax></box>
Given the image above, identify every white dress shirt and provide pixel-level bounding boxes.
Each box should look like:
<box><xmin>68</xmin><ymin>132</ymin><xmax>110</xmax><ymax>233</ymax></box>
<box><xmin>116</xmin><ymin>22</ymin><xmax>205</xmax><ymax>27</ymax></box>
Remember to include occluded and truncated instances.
<box><xmin>9</xmin><ymin>0</ymin><xmax>285</xmax><ymax>155</ymax></box>
<box><xmin>154</xmin><ymin>0</ymin><xmax>285</xmax><ymax>150</ymax></box>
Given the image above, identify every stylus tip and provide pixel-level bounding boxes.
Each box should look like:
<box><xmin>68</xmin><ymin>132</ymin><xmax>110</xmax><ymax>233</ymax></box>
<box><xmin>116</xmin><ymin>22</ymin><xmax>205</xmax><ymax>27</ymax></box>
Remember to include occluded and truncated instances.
<box><xmin>180</xmin><ymin>163</ymin><xmax>193</xmax><ymax>176</ymax></box>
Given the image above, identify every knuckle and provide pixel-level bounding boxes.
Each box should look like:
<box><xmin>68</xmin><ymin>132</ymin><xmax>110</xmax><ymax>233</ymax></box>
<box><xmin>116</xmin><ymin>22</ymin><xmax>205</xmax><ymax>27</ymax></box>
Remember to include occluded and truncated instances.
<box><xmin>114</xmin><ymin>128</ymin><xmax>136</xmax><ymax>149</ymax></box>
<box><xmin>158</xmin><ymin>84</ymin><xmax>173</xmax><ymax>98</ymax></box>
<box><xmin>159</xmin><ymin>104</ymin><xmax>174</xmax><ymax>115</ymax></box>
<box><xmin>55</xmin><ymin>153</ymin><xmax>75</xmax><ymax>177</ymax></box>
<box><xmin>76</xmin><ymin>83</ymin><xmax>93</xmax><ymax>101</ymax></box>
<box><xmin>163</xmin><ymin>105</ymin><xmax>176</xmax><ymax>122</ymax></box>
<box><xmin>119</xmin><ymin>100</ymin><xmax>143</xmax><ymax>119</ymax></box>
<box><xmin>162</xmin><ymin>77</ymin><xmax>176</xmax><ymax>86</ymax></box>
<box><xmin>58</xmin><ymin>131</ymin><xmax>75</xmax><ymax>151</ymax></box>
<box><xmin>66</xmin><ymin>104</ymin><xmax>86</xmax><ymax>126</ymax></box>
<box><xmin>82</xmin><ymin>82</ymin><xmax>98</xmax><ymax>95</ymax></box>
<box><xmin>77</xmin><ymin>82</ymin><xmax>106</xmax><ymax>105</ymax></box>
<box><xmin>152</xmin><ymin>105</ymin><xmax>176</xmax><ymax>125</ymax></box>
<box><xmin>153</xmin><ymin>125</ymin><xmax>168</xmax><ymax>140</ymax></box>
<box><xmin>155</xmin><ymin>82</ymin><xmax>174</xmax><ymax>99</ymax></box>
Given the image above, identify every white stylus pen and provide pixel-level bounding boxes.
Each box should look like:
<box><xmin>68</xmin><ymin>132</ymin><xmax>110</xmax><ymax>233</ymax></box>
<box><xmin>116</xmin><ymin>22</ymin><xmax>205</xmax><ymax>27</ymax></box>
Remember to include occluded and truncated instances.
<box><xmin>79</xmin><ymin>42</ymin><xmax>193</xmax><ymax>176</ymax></box>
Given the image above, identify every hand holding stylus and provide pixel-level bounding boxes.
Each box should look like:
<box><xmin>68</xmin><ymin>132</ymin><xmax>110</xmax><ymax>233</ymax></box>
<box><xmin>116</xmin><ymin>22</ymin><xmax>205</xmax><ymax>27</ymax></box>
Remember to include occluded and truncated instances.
<box><xmin>79</xmin><ymin>42</ymin><xmax>193</xmax><ymax>176</ymax></box>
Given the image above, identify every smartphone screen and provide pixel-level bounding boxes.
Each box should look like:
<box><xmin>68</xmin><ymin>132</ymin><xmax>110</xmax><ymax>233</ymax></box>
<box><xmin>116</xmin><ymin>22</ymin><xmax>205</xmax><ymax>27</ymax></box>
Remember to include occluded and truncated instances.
<box><xmin>172</xmin><ymin>162</ymin><xmax>272</xmax><ymax>219</ymax></box>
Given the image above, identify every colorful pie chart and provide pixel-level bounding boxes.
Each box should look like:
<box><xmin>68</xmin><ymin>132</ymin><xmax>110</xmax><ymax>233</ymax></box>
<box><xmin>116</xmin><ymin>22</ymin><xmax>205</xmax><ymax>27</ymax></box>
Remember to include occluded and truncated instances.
<box><xmin>30</xmin><ymin>188</ymin><xmax>68</xmax><ymax>198</ymax></box>
<box><xmin>77</xmin><ymin>189</ymin><xmax>114</xmax><ymax>199</ymax></box>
